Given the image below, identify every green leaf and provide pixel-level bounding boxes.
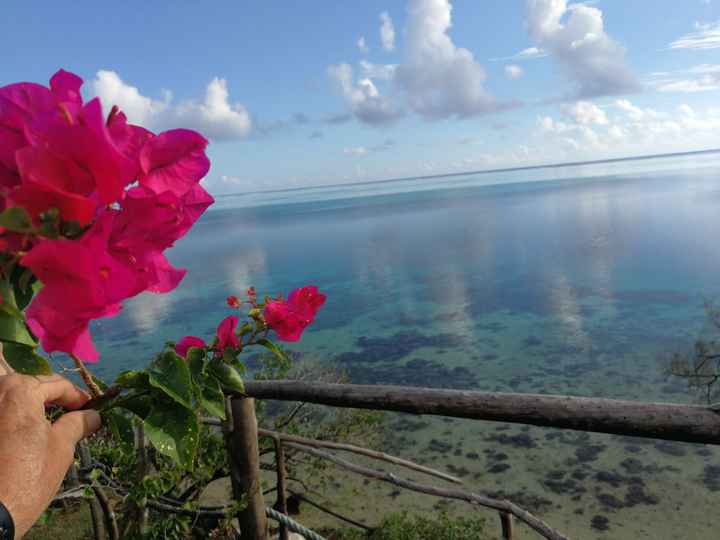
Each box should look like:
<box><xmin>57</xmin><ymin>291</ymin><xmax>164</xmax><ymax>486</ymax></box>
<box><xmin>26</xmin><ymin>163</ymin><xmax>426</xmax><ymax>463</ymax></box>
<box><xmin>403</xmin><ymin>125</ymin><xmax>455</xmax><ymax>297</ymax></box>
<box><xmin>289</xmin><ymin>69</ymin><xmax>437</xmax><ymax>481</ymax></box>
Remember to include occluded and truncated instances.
<box><xmin>148</xmin><ymin>351</ymin><xmax>193</xmax><ymax>409</ymax></box>
<box><xmin>186</xmin><ymin>347</ymin><xmax>206</xmax><ymax>380</ymax></box>
<box><xmin>198</xmin><ymin>376</ymin><xmax>226</xmax><ymax>419</ymax></box>
<box><xmin>256</xmin><ymin>337</ymin><xmax>287</xmax><ymax>364</ymax></box>
<box><xmin>115</xmin><ymin>370</ymin><xmax>150</xmax><ymax>389</ymax></box>
<box><xmin>0</xmin><ymin>279</ymin><xmax>35</xmax><ymax>346</ymax></box>
<box><xmin>208</xmin><ymin>362</ymin><xmax>245</xmax><ymax>394</ymax></box>
<box><xmin>116</xmin><ymin>394</ymin><xmax>153</xmax><ymax>420</ymax></box>
<box><xmin>0</xmin><ymin>207</ymin><xmax>32</xmax><ymax>233</ymax></box>
<box><xmin>0</xmin><ymin>278</ymin><xmax>23</xmax><ymax>321</ymax></box>
<box><xmin>2</xmin><ymin>342</ymin><xmax>52</xmax><ymax>375</ymax></box>
<box><xmin>0</xmin><ymin>314</ymin><xmax>37</xmax><ymax>347</ymax></box>
<box><xmin>143</xmin><ymin>401</ymin><xmax>199</xmax><ymax>469</ymax></box>
<box><xmin>13</xmin><ymin>269</ymin><xmax>35</xmax><ymax>311</ymax></box>
<box><xmin>104</xmin><ymin>409</ymin><xmax>135</xmax><ymax>451</ymax></box>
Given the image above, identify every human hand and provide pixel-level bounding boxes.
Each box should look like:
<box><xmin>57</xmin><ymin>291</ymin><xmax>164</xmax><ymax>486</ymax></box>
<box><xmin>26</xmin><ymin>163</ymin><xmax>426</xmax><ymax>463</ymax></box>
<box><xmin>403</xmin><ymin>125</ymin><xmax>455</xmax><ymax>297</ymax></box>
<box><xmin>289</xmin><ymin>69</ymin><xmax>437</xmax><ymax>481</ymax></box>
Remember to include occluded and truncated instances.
<box><xmin>0</xmin><ymin>359</ymin><xmax>101</xmax><ymax>539</ymax></box>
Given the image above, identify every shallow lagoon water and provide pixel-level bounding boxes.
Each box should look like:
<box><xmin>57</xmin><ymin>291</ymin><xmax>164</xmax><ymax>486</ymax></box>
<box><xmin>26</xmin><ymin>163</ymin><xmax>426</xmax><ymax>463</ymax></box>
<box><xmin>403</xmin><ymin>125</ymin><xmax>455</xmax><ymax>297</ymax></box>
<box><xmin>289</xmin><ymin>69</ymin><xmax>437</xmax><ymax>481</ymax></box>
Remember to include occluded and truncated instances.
<box><xmin>94</xmin><ymin>151</ymin><xmax>720</xmax><ymax>538</ymax></box>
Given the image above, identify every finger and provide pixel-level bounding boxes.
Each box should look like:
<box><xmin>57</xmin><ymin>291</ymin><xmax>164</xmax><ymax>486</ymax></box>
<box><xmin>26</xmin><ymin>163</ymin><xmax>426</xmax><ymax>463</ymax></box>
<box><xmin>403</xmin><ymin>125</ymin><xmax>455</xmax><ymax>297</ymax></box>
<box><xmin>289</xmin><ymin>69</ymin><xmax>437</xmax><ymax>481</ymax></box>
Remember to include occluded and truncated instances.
<box><xmin>35</xmin><ymin>375</ymin><xmax>91</xmax><ymax>410</ymax></box>
<box><xmin>52</xmin><ymin>410</ymin><xmax>102</xmax><ymax>446</ymax></box>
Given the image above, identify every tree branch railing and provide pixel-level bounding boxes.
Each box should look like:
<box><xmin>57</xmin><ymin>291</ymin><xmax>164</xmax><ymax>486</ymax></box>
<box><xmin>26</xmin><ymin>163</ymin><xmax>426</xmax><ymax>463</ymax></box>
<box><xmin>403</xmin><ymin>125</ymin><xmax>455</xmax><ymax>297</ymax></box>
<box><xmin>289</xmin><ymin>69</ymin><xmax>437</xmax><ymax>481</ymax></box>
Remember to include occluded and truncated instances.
<box><xmin>69</xmin><ymin>379</ymin><xmax>720</xmax><ymax>540</ymax></box>
<box><xmin>241</xmin><ymin>380</ymin><xmax>720</xmax><ymax>444</ymax></box>
<box><xmin>282</xmin><ymin>442</ymin><xmax>568</xmax><ymax>540</ymax></box>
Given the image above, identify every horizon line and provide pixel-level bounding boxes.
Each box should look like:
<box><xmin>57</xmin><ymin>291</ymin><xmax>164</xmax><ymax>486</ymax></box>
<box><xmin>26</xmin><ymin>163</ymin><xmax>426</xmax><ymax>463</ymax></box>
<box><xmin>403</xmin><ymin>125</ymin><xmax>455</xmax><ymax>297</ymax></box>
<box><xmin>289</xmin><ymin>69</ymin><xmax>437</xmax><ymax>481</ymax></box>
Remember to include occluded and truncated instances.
<box><xmin>216</xmin><ymin>147</ymin><xmax>720</xmax><ymax>199</ymax></box>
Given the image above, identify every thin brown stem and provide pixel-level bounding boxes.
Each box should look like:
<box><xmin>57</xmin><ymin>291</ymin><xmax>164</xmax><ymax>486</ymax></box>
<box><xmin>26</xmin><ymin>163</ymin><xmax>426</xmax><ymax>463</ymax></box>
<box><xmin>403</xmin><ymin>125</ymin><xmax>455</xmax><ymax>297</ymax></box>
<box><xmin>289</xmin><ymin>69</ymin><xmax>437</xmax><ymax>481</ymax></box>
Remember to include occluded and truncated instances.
<box><xmin>71</xmin><ymin>354</ymin><xmax>102</xmax><ymax>397</ymax></box>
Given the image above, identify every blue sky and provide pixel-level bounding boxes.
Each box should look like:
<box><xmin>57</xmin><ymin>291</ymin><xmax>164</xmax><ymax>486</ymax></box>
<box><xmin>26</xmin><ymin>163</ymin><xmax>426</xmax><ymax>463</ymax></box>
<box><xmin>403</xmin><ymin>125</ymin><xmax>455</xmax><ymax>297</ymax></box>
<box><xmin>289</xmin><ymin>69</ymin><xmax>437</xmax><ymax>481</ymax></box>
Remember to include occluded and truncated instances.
<box><xmin>2</xmin><ymin>1</ymin><xmax>720</xmax><ymax>193</ymax></box>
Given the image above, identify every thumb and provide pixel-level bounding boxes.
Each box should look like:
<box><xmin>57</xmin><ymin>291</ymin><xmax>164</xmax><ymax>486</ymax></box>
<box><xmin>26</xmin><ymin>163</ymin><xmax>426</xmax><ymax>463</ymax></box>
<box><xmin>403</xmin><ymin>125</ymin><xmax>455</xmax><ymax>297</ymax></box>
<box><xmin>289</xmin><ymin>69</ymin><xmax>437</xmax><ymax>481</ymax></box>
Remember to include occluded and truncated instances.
<box><xmin>52</xmin><ymin>409</ymin><xmax>102</xmax><ymax>446</ymax></box>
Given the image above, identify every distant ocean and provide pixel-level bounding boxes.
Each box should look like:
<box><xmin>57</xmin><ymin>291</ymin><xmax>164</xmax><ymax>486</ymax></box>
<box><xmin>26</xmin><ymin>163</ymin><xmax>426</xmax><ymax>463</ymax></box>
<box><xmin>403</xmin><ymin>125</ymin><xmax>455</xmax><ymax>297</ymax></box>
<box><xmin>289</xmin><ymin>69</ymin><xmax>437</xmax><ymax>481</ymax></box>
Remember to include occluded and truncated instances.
<box><xmin>94</xmin><ymin>149</ymin><xmax>720</xmax><ymax>539</ymax></box>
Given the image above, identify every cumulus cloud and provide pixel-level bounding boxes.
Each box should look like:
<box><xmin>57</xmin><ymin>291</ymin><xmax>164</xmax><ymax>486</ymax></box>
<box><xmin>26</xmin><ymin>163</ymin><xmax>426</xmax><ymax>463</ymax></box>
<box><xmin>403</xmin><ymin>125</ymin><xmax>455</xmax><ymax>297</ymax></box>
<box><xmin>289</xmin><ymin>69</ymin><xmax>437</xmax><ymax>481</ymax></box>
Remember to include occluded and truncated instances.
<box><xmin>526</xmin><ymin>0</ymin><xmax>640</xmax><ymax>98</ymax></box>
<box><xmin>327</xmin><ymin>63</ymin><xmax>403</xmax><ymax>125</ymax></box>
<box><xmin>490</xmin><ymin>46</ymin><xmax>548</xmax><ymax>61</ymax></box>
<box><xmin>92</xmin><ymin>70</ymin><xmax>252</xmax><ymax>140</ymax></box>
<box><xmin>380</xmin><ymin>12</ymin><xmax>396</xmax><ymax>51</ymax></box>
<box><xmin>535</xmin><ymin>98</ymin><xmax>720</xmax><ymax>160</ymax></box>
<box><xmin>614</xmin><ymin>99</ymin><xmax>659</xmax><ymax>121</ymax></box>
<box><xmin>505</xmin><ymin>65</ymin><xmax>524</xmax><ymax>79</ymax></box>
<box><xmin>668</xmin><ymin>21</ymin><xmax>720</xmax><ymax>50</ymax></box>
<box><xmin>394</xmin><ymin>0</ymin><xmax>509</xmax><ymax>120</ymax></box>
<box><xmin>329</xmin><ymin>0</ymin><xmax>516</xmax><ymax>125</ymax></box>
<box><xmin>357</xmin><ymin>36</ymin><xmax>370</xmax><ymax>53</ymax></box>
<box><xmin>560</xmin><ymin>100</ymin><xmax>608</xmax><ymax>124</ymax></box>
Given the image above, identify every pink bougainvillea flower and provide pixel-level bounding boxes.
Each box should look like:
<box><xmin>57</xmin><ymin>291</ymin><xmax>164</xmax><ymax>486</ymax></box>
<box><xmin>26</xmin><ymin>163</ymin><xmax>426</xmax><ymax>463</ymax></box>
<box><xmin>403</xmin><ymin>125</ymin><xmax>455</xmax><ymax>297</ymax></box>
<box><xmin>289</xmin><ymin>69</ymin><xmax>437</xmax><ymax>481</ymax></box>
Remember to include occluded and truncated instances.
<box><xmin>264</xmin><ymin>286</ymin><xmax>326</xmax><ymax>342</ymax></box>
<box><xmin>21</xmin><ymin>212</ymin><xmax>139</xmax><ymax>312</ymax></box>
<box><xmin>175</xmin><ymin>336</ymin><xmax>206</xmax><ymax>358</ymax></box>
<box><xmin>287</xmin><ymin>285</ymin><xmax>326</xmax><ymax>319</ymax></box>
<box><xmin>216</xmin><ymin>315</ymin><xmax>240</xmax><ymax>351</ymax></box>
<box><xmin>264</xmin><ymin>301</ymin><xmax>308</xmax><ymax>342</ymax></box>
<box><xmin>26</xmin><ymin>294</ymin><xmax>121</xmax><ymax>362</ymax></box>
<box><xmin>49</xmin><ymin>69</ymin><xmax>83</xmax><ymax>106</ymax></box>
<box><xmin>106</xmin><ymin>106</ymin><xmax>154</xmax><ymax>181</ymax></box>
<box><xmin>12</xmin><ymin>145</ymin><xmax>98</xmax><ymax>225</ymax></box>
<box><xmin>24</xmin><ymin>98</ymin><xmax>128</xmax><ymax>204</ymax></box>
<box><xmin>0</xmin><ymin>82</ymin><xmax>56</xmax><ymax>185</ymax></box>
<box><xmin>142</xmin><ymin>251</ymin><xmax>187</xmax><ymax>293</ymax></box>
<box><xmin>0</xmin><ymin>69</ymin><xmax>215</xmax><ymax>363</ymax></box>
<box><xmin>112</xmin><ymin>183</ymin><xmax>213</xmax><ymax>253</ymax></box>
<box><xmin>139</xmin><ymin>129</ymin><xmax>210</xmax><ymax>197</ymax></box>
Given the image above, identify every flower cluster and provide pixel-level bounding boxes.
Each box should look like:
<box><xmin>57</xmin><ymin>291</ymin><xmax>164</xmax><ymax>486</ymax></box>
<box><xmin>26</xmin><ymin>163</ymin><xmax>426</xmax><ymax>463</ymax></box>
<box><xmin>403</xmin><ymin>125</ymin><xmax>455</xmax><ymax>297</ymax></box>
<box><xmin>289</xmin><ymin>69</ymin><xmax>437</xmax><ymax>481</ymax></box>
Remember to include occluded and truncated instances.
<box><xmin>264</xmin><ymin>285</ymin><xmax>326</xmax><ymax>341</ymax></box>
<box><xmin>0</xmin><ymin>70</ymin><xmax>214</xmax><ymax>361</ymax></box>
<box><xmin>175</xmin><ymin>285</ymin><xmax>326</xmax><ymax>360</ymax></box>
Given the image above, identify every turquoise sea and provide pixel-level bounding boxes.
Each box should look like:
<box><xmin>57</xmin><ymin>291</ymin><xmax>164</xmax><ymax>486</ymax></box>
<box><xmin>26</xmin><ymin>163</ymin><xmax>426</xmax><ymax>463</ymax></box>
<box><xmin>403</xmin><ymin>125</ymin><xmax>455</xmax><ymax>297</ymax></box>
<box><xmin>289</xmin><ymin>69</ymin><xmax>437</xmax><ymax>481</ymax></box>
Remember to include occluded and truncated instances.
<box><xmin>94</xmin><ymin>150</ymin><xmax>720</xmax><ymax>539</ymax></box>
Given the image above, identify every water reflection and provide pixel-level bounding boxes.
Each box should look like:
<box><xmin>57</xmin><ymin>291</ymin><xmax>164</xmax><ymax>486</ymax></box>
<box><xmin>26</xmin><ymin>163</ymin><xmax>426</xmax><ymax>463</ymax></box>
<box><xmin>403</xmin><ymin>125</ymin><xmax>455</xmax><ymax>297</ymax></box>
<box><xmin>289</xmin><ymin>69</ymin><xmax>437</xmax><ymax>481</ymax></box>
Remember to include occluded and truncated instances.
<box><xmin>126</xmin><ymin>291</ymin><xmax>175</xmax><ymax>334</ymax></box>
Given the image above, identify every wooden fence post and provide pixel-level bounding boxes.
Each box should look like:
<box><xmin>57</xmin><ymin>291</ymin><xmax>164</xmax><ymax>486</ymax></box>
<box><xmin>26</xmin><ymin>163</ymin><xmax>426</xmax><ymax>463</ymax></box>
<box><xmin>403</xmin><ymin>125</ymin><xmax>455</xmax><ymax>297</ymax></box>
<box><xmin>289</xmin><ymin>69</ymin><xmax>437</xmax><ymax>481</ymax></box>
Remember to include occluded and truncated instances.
<box><xmin>273</xmin><ymin>437</ymin><xmax>290</xmax><ymax>540</ymax></box>
<box><xmin>228</xmin><ymin>397</ymin><xmax>268</xmax><ymax>540</ymax></box>
<box><xmin>500</xmin><ymin>511</ymin><xmax>514</xmax><ymax>540</ymax></box>
<box><xmin>67</xmin><ymin>454</ymin><xmax>105</xmax><ymax>540</ymax></box>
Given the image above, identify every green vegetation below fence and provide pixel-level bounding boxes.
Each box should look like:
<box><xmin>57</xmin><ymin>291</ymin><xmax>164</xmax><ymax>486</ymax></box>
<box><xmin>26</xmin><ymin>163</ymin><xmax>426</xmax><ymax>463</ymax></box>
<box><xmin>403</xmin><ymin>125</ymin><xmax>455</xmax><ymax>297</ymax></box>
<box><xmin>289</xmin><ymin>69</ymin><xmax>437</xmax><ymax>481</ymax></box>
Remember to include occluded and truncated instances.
<box><xmin>332</xmin><ymin>512</ymin><xmax>490</xmax><ymax>540</ymax></box>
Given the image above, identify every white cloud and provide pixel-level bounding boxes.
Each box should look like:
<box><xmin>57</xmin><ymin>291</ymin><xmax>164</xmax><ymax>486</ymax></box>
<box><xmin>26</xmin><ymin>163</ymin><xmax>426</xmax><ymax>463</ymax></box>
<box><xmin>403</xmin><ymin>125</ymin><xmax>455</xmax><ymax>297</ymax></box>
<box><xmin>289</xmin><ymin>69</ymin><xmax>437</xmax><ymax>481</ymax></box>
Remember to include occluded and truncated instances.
<box><xmin>330</xmin><ymin>0</ymin><xmax>514</xmax><ymax>125</ymax></box>
<box><xmin>490</xmin><ymin>46</ymin><xmax>549</xmax><ymax>61</ymax></box>
<box><xmin>92</xmin><ymin>70</ymin><xmax>252</xmax><ymax>140</ymax></box>
<box><xmin>608</xmin><ymin>125</ymin><xmax>625</xmax><ymax>139</ymax></box>
<box><xmin>536</xmin><ymin>99</ymin><xmax>720</xmax><ymax>160</ymax></box>
<box><xmin>526</xmin><ymin>0</ymin><xmax>640</xmax><ymax>97</ymax></box>
<box><xmin>394</xmin><ymin>0</ymin><xmax>507</xmax><ymax>120</ymax></box>
<box><xmin>505</xmin><ymin>64</ymin><xmax>524</xmax><ymax>79</ymax></box>
<box><xmin>357</xmin><ymin>36</ymin><xmax>369</xmax><ymax>53</ymax></box>
<box><xmin>359</xmin><ymin>60</ymin><xmax>398</xmax><ymax>81</ymax></box>
<box><xmin>92</xmin><ymin>70</ymin><xmax>169</xmax><ymax>126</ymax></box>
<box><xmin>646</xmin><ymin>63</ymin><xmax>720</xmax><ymax>93</ymax></box>
<box><xmin>327</xmin><ymin>63</ymin><xmax>402</xmax><ymax>125</ymax></box>
<box><xmin>668</xmin><ymin>21</ymin><xmax>720</xmax><ymax>50</ymax></box>
<box><xmin>678</xmin><ymin>104</ymin><xmax>695</xmax><ymax>118</ymax></box>
<box><xmin>343</xmin><ymin>139</ymin><xmax>395</xmax><ymax>157</ymax></box>
<box><xmin>657</xmin><ymin>76</ymin><xmax>720</xmax><ymax>93</ymax></box>
<box><xmin>561</xmin><ymin>100</ymin><xmax>608</xmax><ymax>125</ymax></box>
<box><xmin>343</xmin><ymin>146</ymin><xmax>369</xmax><ymax>156</ymax></box>
<box><xmin>380</xmin><ymin>12</ymin><xmax>396</xmax><ymax>51</ymax></box>
<box><xmin>614</xmin><ymin>99</ymin><xmax>659</xmax><ymax>121</ymax></box>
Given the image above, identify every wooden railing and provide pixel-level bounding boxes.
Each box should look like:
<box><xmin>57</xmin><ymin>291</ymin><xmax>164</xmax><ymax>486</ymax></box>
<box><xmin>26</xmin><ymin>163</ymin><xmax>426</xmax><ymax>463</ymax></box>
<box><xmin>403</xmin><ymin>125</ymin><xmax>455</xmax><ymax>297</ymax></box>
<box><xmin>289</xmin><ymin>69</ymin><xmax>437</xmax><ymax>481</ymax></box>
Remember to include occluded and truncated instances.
<box><xmin>64</xmin><ymin>381</ymin><xmax>720</xmax><ymax>539</ymax></box>
<box><xmin>218</xmin><ymin>381</ymin><xmax>720</xmax><ymax>539</ymax></box>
